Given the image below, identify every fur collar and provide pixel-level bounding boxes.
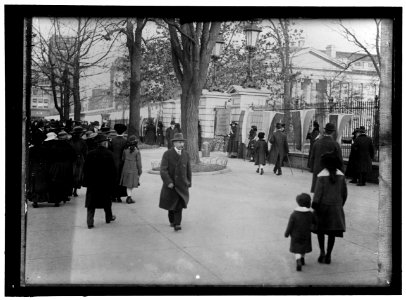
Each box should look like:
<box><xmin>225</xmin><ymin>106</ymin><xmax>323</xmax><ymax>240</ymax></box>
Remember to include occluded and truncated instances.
<box><xmin>317</xmin><ymin>168</ymin><xmax>344</xmax><ymax>177</ymax></box>
<box><xmin>294</xmin><ymin>206</ymin><xmax>311</xmax><ymax>212</ymax></box>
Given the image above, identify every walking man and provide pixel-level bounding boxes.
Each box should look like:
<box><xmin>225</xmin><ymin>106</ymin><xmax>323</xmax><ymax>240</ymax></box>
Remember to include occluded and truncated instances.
<box><xmin>269</xmin><ymin>123</ymin><xmax>289</xmax><ymax>175</ymax></box>
<box><xmin>165</xmin><ymin>120</ymin><xmax>176</xmax><ymax>149</ymax></box>
<box><xmin>159</xmin><ymin>133</ymin><xmax>192</xmax><ymax>231</ymax></box>
<box><xmin>83</xmin><ymin>134</ymin><xmax>117</xmax><ymax>229</ymax></box>
<box><xmin>309</xmin><ymin>122</ymin><xmax>343</xmax><ymax>193</ymax></box>
<box><xmin>353</xmin><ymin>126</ymin><xmax>375</xmax><ymax>186</ymax></box>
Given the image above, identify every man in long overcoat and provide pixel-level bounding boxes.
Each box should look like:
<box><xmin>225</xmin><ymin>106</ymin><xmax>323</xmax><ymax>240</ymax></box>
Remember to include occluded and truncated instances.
<box><xmin>353</xmin><ymin>126</ymin><xmax>375</xmax><ymax>186</ymax></box>
<box><xmin>110</xmin><ymin>123</ymin><xmax>128</xmax><ymax>202</ymax></box>
<box><xmin>83</xmin><ymin>134</ymin><xmax>117</xmax><ymax>229</ymax></box>
<box><xmin>165</xmin><ymin>121</ymin><xmax>176</xmax><ymax>149</ymax></box>
<box><xmin>309</xmin><ymin>123</ymin><xmax>343</xmax><ymax>193</ymax></box>
<box><xmin>159</xmin><ymin>133</ymin><xmax>192</xmax><ymax>231</ymax></box>
<box><xmin>269</xmin><ymin>123</ymin><xmax>289</xmax><ymax>175</ymax></box>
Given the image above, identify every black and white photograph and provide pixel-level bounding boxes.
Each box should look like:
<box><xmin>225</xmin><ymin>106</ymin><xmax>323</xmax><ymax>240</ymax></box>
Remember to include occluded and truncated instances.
<box><xmin>2</xmin><ymin>2</ymin><xmax>402</xmax><ymax>296</ymax></box>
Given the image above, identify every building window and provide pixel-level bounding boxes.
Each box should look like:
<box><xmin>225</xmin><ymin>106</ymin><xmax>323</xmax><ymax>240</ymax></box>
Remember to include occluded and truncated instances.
<box><xmin>354</xmin><ymin>61</ymin><xmax>362</xmax><ymax>67</ymax></box>
<box><xmin>32</xmin><ymin>99</ymin><xmax>37</xmax><ymax>108</ymax></box>
<box><xmin>43</xmin><ymin>99</ymin><xmax>49</xmax><ymax>108</ymax></box>
<box><xmin>37</xmin><ymin>99</ymin><xmax>43</xmax><ymax>108</ymax></box>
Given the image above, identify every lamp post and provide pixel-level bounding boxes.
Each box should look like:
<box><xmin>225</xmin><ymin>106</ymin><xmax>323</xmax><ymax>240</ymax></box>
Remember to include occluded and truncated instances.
<box><xmin>210</xmin><ymin>35</ymin><xmax>225</xmax><ymax>92</ymax></box>
<box><xmin>242</xmin><ymin>22</ymin><xmax>262</xmax><ymax>89</ymax></box>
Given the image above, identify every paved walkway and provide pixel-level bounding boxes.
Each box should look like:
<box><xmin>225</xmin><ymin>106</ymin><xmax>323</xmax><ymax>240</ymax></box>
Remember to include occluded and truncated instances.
<box><xmin>25</xmin><ymin>147</ymin><xmax>380</xmax><ymax>287</ymax></box>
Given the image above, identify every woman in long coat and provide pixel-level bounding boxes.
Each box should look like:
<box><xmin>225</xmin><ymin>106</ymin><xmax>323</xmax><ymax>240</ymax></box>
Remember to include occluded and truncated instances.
<box><xmin>254</xmin><ymin>132</ymin><xmax>268</xmax><ymax>175</ymax></box>
<box><xmin>353</xmin><ymin>127</ymin><xmax>375</xmax><ymax>186</ymax></box>
<box><xmin>120</xmin><ymin>135</ymin><xmax>142</xmax><ymax>204</ymax></box>
<box><xmin>227</xmin><ymin>122</ymin><xmax>239</xmax><ymax>158</ymax></box>
<box><xmin>47</xmin><ymin>131</ymin><xmax>76</xmax><ymax>206</ymax></box>
<box><xmin>70</xmin><ymin>126</ymin><xmax>88</xmax><ymax>197</ymax></box>
<box><xmin>311</xmin><ymin>151</ymin><xmax>347</xmax><ymax>265</ymax></box>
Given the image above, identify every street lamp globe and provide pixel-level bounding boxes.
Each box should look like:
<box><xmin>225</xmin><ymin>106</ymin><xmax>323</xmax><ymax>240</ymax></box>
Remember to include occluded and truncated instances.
<box><xmin>212</xmin><ymin>35</ymin><xmax>225</xmax><ymax>58</ymax></box>
<box><xmin>244</xmin><ymin>22</ymin><xmax>262</xmax><ymax>50</ymax></box>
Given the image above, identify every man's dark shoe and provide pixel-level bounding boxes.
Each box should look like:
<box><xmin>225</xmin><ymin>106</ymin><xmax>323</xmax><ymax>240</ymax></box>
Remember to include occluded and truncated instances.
<box><xmin>260</xmin><ymin>169</ymin><xmax>264</xmax><ymax>175</ymax></box>
<box><xmin>106</xmin><ymin>215</ymin><xmax>116</xmax><ymax>223</ymax></box>
<box><xmin>33</xmin><ymin>202</ymin><xmax>39</xmax><ymax>208</ymax></box>
<box><xmin>126</xmin><ymin>196</ymin><xmax>135</xmax><ymax>204</ymax></box>
<box><xmin>324</xmin><ymin>255</ymin><xmax>331</xmax><ymax>264</ymax></box>
<box><xmin>88</xmin><ymin>225</ymin><xmax>94</xmax><ymax>229</ymax></box>
<box><xmin>174</xmin><ymin>225</ymin><xmax>182</xmax><ymax>231</ymax></box>
<box><xmin>256</xmin><ymin>168</ymin><xmax>259</xmax><ymax>173</ymax></box>
<box><xmin>276</xmin><ymin>171</ymin><xmax>282</xmax><ymax>176</ymax></box>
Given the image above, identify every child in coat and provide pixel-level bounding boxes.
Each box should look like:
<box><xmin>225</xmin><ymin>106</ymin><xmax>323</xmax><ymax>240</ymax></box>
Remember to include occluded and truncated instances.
<box><xmin>285</xmin><ymin>193</ymin><xmax>314</xmax><ymax>271</ymax></box>
<box><xmin>254</xmin><ymin>132</ymin><xmax>269</xmax><ymax>175</ymax></box>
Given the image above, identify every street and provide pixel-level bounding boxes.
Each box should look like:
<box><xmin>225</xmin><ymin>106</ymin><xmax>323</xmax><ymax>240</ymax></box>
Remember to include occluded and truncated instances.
<box><xmin>25</xmin><ymin>147</ymin><xmax>380</xmax><ymax>286</ymax></box>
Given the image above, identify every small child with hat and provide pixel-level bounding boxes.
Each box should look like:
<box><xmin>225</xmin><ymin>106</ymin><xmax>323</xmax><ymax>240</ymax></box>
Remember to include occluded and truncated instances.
<box><xmin>284</xmin><ymin>193</ymin><xmax>314</xmax><ymax>271</ymax></box>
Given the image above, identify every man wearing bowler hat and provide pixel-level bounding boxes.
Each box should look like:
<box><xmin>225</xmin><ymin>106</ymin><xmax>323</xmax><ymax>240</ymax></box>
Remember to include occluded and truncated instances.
<box><xmin>159</xmin><ymin>133</ymin><xmax>192</xmax><ymax>231</ymax></box>
<box><xmin>83</xmin><ymin>134</ymin><xmax>117</xmax><ymax>229</ymax></box>
<box><xmin>309</xmin><ymin>122</ymin><xmax>343</xmax><ymax>193</ymax></box>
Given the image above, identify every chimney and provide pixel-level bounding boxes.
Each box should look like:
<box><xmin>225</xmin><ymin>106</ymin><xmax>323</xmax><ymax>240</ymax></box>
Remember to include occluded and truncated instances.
<box><xmin>326</xmin><ymin>45</ymin><xmax>336</xmax><ymax>58</ymax></box>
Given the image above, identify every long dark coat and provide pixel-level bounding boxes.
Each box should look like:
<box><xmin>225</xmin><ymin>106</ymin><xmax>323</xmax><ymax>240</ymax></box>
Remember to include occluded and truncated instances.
<box><xmin>157</xmin><ymin>126</ymin><xmax>164</xmax><ymax>146</ymax></box>
<box><xmin>227</xmin><ymin>125</ymin><xmax>239</xmax><ymax>156</ymax></box>
<box><xmin>269</xmin><ymin>130</ymin><xmax>289</xmax><ymax>164</ymax></box>
<box><xmin>285</xmin><ymin>208</ymin><xmax>314</xmax><ymax>254</ymax></box>
<box><xmin>144</xmin><ymin>124</ymin><xmax>156</xmax><ymax>145</ymax></box>
<box><xmin>165</xmin><ymin>127</ymin><xmax>176</xmax><ymax>149</ymax></box>
<box><xmin>83</xmin><ymin>146</ymin><xmax>116</xmax><ymax>209</ymax></box>
<box><xmin>159</xmin><ymin>148</ymin><xmax>192</xmax><ymax>211</ymax></box>
<box><xmin>47</xmin><ymin>139</ymin><xmax>76</xmax><ymax>200</ymax></box>
<box><xmin>110</xmin><ymin>135</ymin><xmax>127</xmax><ymax>179</ymax></box>
<box><xmin>70</xmin><ymin>137</ymin><xmax>88</xmax><ymax>188</ymax></box>
<box><xmin>353</xmin><ymin>134</ymin><xmax>375</xmax><ymax>173</ymax></box>
<box><xmin>311</xmin><ymin>169</ymin><xmax>347</xmax><ymax>237</ymax></box>
<box><xmin>120</xmin><ymin>147</ymin><xmax>142</xmax><ymax>188</ymax></box>
<box><xmin>306</xmin><ymin>128</ymin><xmax>320</xmax><ymax>168</ymax></box>
<box><xmin>254</xmin><ymin>139</ymin><xmax>269</xmax><ymax>165</ymax></box>
<box><xmin>28</xmin><ymin>144</ymin><xmax>49</xmax><ymax>202</ymax></box>
<box><xmin>309</xmin><ymin>135</ymin><xmax>343</xmax><ymax>193</ymax></box>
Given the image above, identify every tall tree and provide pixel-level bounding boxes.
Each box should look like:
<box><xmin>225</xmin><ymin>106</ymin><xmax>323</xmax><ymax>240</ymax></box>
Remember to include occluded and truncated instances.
<box><xmin>165</xmin><ymin>19</ymin><xmax>222</xmax><ymax>163</ymax></box>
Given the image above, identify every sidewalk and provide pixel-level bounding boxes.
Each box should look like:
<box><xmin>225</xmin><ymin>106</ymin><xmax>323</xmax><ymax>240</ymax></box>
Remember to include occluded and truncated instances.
<box><xmin>25</xmin><ymin>147</ymin><xmax>380</xmax><ymax>287</ymax></box>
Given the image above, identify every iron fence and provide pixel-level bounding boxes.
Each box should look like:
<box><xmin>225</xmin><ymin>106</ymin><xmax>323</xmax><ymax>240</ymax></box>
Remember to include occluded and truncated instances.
<box><xmin>254</xmin><ymin>100</ymin><xmax>379</xmax><ymax>162</ymax></box>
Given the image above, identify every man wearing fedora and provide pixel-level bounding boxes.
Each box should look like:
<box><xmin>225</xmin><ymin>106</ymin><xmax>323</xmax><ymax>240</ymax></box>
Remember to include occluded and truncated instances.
<box><xmin>110</xmin><ymin>124</ymin><xmax>128</xmax><ymax>202</ymax></box>
<box><xmin>83</xmin><ymin>134</ymin><xmax>117</xmax><ymax>229</ymax></box>
<box><xmin>165</xmin><ymin>120</ymin><xmax>176</xmax><ymax>149</ymax></box>
<box><xmin>309</xmin><ymin>122</ymin><xmax>343</xmax><ymax>193</ymax></box>
<box><xmin>159</xmin><ymin>133</ymin><xmax>192</xmax><ymax>231</ymax></box>
<box><xmin>269</xmin><ymin>122</ymin><xmax>289</xmax><ymax>175</ymax></box>
<box><xmin>353</xmin><ymin>126</ymin><xmax>375</xmax><ymax>186</ymax></box>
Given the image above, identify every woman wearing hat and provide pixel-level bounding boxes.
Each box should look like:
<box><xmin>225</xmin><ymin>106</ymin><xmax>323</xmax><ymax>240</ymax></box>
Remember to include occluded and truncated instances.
<box><xmin>70</xmin><ymin>126</ymin><xmax>88</xmax><ymax>197</ymax></box>
<box><xmin>159</xmin><ymin>133</ymin><xmax>192</xmax><ymax>231</ymax></box>
<box><xmin>120</xmin><ymin>135</ymin><xmax>142</xmax><ymax>204</ymax></box>
<box><xmin>47</xmin><ymin>130</ymin><xmax>77</xmax><ymax>206</ymax></box>
<box><xmin>254</xmin><ymin>132</ymin><xmax>269</xmax><ymax>175</ymax></box>
<box><xmin>311</xmin><ymin>151</ymin><xmax>347</xmax><ymax>265</ymax></box>
<box><xmin>227</xmin><ymin>121</ymin><xmax>239</xmax><ymax>158</ymax></box>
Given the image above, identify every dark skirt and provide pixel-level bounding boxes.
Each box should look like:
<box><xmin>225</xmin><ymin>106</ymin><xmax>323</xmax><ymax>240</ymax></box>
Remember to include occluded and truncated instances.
<box><xmin>72</xmin><ymin>156</ymin><xmax>85</xmax><ymax>188</ymax></box>
<box><xmin>313</xmin><ymin>204</ymin><xmax>345</xmax><ymax>238</ymax></box>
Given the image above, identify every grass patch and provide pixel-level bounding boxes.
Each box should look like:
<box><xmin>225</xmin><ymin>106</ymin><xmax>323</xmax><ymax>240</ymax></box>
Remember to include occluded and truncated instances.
<box><xmin>152</xmin><ymin>163</ymin><xmax>226</xmax><ymax>173</ymax></box>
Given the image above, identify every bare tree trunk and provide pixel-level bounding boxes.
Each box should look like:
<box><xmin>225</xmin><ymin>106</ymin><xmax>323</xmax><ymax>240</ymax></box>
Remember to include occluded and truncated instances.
<box><xmin>73</xmin><ymin>60</ymin><xmax>81</xmax><ymax>121</ymax></box>
<box><xmin>180</xmin><ymin>86</ymin><xmax>200</xmax><ymax>163</ymax></box>
<box><xmin>377</xmin><ymin>19</ymin><xmax>392</xmax><ymax>286</ymax></box>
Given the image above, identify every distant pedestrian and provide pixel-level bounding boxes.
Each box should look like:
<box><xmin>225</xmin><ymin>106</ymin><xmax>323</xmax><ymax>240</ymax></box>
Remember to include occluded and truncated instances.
<box><xmin>159</xmin><ymin>133</ymin><xmax>192</xmax><ymax>232</ymax></box>
<box><xmin>83</xmin><ymin>134</ymin><xmax>117</xmax><ymax>229</ymax></box>
<box><xmin>309</xmin><ymin>123</ymin><xmax>343</xmax><ymax>193</ymax></box>
<box><xmin>269</xmin><ymin>123</ymin><xmax>289</xmax><ymax>175</ymax></box>
<box><xmin>311</xmin><ymin>151</ymin><xmax>347</xmax><ymax>265</ymax></box>
<box><xmin>246</xmin><ymin>125</ymin><xmax>258</xmax><ymax>162</ymax></box>
<box><xmin>120</xmin><ymin>135</ymin><xmax>142</xmax><ymax>204</ymax></box>
<box><xmin>156</xmin><ymin>121</ymin><xmax>164</xmax><ymax>147</ymax></box>
<box><xmin>353</xmin><ymin>126</ymin><xmax>375</xmax><ymax>186</ymax></box>
<box><xmin>285</xmin><ymin>193</ymin><xmax>314</xmax><ymax>271</ymax></box>
<box><xmin>144</xmin><ymin>118</ymin><xmax>156</xmax><ymax>145</ymax></box>
<box><xmin>306</xmin><ymin>121</ymin><xmax>320</xmax><ymax>169</ymax></box>
<box><xmin>110</xmin><ymin>124</ymin><xmax>128</xmax><ymax>202</ymax></box>
<box><xmin>165</xmin><ymin>121</ymin><xmax>176</xmax><ymax>149</ymax></box>
<box><xmin>345</xmin><ymin>128</ymin><xmax>360</xmax><ymax>184</ymax></box>
<box><xmin>227</xmin><ymin>121</ymin><xmax>239</xmax><ymax>158</ymax></box>
<box><xmin>254</xmin><ymin>132</ymin><xmax>268</xmax><ymax>175</ymax></box>
<box><xmin>70</xmin><ymin>126</ymin><xmax>88</xmax><ymax>197</ymax></box>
